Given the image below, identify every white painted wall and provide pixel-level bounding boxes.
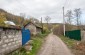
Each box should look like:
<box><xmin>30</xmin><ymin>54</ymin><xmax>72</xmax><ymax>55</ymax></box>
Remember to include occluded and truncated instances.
<box><xmin>25</xmin><ymin>23</ymin><xmax>37</xmax><ymax>35</ymax></box>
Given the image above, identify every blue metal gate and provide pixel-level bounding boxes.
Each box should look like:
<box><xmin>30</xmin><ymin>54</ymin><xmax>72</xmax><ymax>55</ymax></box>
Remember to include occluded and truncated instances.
<box><xmin>22</xmin><ymin>28</ymin><xmax>30</xmax><ymax>46</ymax></box>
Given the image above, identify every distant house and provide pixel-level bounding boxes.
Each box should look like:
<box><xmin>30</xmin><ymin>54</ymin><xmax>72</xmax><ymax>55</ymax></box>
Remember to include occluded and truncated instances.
<box><xmin>24</xmin><ymin>22</ymin><xmax>42</xmax><ymax>35</ymax></box>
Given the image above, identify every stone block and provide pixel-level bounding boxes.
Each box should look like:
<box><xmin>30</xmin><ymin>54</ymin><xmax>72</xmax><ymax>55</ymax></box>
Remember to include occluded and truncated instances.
<box><xmin>18</xmin><ymin>40</ymin><xmax>21</xmax><ymax>42</ymax></box>
<box><xmin>5</xmin><ymin>47</ymin><xmax>9</xmax><ymax>53</ymax></box>
<box><xmin>6</xmin><ymin>47</ymin><xmax>9</xmax><ymax>50</ymax></box>
<box><xmin>2</xmin><ymin>36</ymin><xmax>7</xmax><ymax>39</ymax></box>
<box><xmin>8</xmin><ymin>43</ymin><xmax>11</xmax><ymax>46</ymax></box>
<box><xmin>8</xmin><ymin>35</ymin><xmax>12</xmax><ymax>38</ymax></box>
<box><xmin>14</xmin><ymin>45</ymin><xmax>17</xmax><ymax>47</ymax></box>
<box><xmin>2</xmin><ymin>44</ymin><xmax>7</xmax><ymax>48</ymax></box>
<box><xmin>4</xmin><ymin>39</ymin><xmax>9</xmax><ymax>43</ymax></box>
<box><xmin>9</xmin><ymin>39</ymin><xmax>14</xmax><ymax>42</ymax></box>
<box><xmin>18</xmin><ymin>37</ymin><xmax>21</xmax><ymax>40</ymax></box>
<box><xmin>16</xmin><ymin>35</ymin><xmax>18</xmax><ymax>37</ymax></box>
<box><xmin>0</xmin><ymin>47</ymin><xmax>2</xmax><ymax>53</ymax></box>
<box><xmin>0</xmin><ymin>40</ymin><xmax>2</xmax><ymax>45</ymax></box>
<box><xmin>12</xmin><ymin>42</ymin><xmax>15</xmax><ymax>45</ymax></box>
<box><xmin>1</xmin><ymin>48</ymin><xmax>5</xmax><ymax>53</ymax></box>
<box><xmin>14</xmin><ymin>38</ymin><xmax>18</xmax><ymax>41</ymax></box>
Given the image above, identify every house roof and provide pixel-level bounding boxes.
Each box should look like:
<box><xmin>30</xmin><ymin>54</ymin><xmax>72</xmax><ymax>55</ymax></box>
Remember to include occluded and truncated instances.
<box><xmin>4</xmin><ymin>21</ymin><xmax>16</xmax><ymax>26</ymax></box>
<box><xmin>0</xmin><ymin>20</ymin><xmax>21</xmax><ymax>30</ymax></box>
<box><xmin>0</xmin><ymin>25</ymin><xmax>21</xmax><ymax>30</ymax></box>
<box><xmin>24</xmin><ymin>21</ymin><xmax>42</xmax><ymax>29</ymax></box>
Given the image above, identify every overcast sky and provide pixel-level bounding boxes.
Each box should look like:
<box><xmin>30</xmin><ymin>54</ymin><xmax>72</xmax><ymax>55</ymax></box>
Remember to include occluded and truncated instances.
<box><xmin>0</xmin><ymin>0</ymin><xmax>85</xmax><ymax>23</ymax></box>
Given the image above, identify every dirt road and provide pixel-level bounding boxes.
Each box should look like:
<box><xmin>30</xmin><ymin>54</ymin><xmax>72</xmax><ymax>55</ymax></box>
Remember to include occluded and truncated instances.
<box><xmin>37</xmin><ymin>33</ymin><xmax>73</xmax><ymax>55</ymax></box>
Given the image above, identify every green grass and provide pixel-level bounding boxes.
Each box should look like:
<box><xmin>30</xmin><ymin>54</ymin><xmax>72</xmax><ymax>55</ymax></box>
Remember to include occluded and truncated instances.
<box><xmin>59</xmin><ymin>36</ymin><xmax>77</xmax><ymax>48</ymax></box>
<box><xmin>28</xmin><ymin>37</ymin><xmax>43</xmax><ymax>55</ymax></box>
<box><xmin>28</xmin><ymin>33</ymin><xmax>49</xmax><ymax>55</ymax></box>
<box><xmin>8</xmin><ymin>47</ymin><xmax>27</xmax><ymax>55</ymax></box>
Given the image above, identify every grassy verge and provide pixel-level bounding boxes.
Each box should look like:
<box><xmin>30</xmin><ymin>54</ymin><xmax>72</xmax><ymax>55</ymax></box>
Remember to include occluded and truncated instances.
<box><xmin>28</xmin><ymin>37</ymin><xmax>43</xmax><ymax>55</ymax></box>
<box><xmin>59</xmin><ymin>36</ymin><xmax>85</xmax><ymax>55</ymax></box>
<box><xmin>59</xmin><ymin>36</ymin><xmax>77</xmax><ymax>48</ymax></box>
<box><xmin>29</xmin><ymin>32</ymin><xmax>50</xmax><ymax>55</ymax></box>
<box><xmin>59</xmin><ymin>36</ymin><xmax>83</xmax><ymax>55</ymax></box>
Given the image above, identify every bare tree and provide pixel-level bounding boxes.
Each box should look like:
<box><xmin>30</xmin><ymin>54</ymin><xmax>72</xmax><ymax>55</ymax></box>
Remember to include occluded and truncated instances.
<box><xmin>29</xmin><ymin>17</ymin><xmax>40</xmax><ymax>23</ymax></box>
<box><xmin>41</xmin><ymin>17</ymin><xmax>44</xmax><ymax>33</ymax></box>
<box><xmin>44</xmin><ymin>16</ymin><xmax>51</xmax><ymax>30</ymax></box>
<box><xmin>65</xmin><ymin>10</ymin><xmax>73</xmax><ymax>24</ymax></box>
<box><xmin>20</xmin><ymin>13</ymin><xmax>26</xmax><ymax>26</ymax></box>
<box><xmin>45</xmin><ymin>16</ymin><xmax>51</xmax><ymax>25</ymax></box>
<box><xmin>74</xmin><ymin>8</ymin><xmax>82</xmax><ymax>26</ymax></box>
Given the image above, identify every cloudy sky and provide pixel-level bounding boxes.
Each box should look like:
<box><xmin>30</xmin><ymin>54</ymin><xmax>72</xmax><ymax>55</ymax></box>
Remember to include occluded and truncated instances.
<box><xmin>0</xmin><ymin>0</ymin><xmax>85</xmax><ymax>23</ymax></box>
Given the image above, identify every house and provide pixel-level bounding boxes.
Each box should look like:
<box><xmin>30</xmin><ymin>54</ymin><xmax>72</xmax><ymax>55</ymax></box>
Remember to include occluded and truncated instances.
<box><xmin>24</xmin><ymin>22</ymin><xmax>42</xmax><ymax>35</ymax></box>
<box><xmin>0</xmin><ymin>25</ymin><xmax>22</xmax><ymax>55</ymax></box>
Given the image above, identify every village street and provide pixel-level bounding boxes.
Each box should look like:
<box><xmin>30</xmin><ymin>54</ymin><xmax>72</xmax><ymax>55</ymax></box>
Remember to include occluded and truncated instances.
<box><xmin>37</xmin><ymin>33</ymin><xmax>73</xmax><ymax>55</ymax></box>
<box><xmin>0</xmin><ymin>0</ymin><xmax>85</xmax><ymax>55</ymax></box>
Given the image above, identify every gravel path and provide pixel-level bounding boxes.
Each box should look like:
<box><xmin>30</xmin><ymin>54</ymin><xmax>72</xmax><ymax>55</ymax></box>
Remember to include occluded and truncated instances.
<box><xmin>37</xmin><ymin>33</ymin><xmax>73</xmax><ymax>55</ymax></box>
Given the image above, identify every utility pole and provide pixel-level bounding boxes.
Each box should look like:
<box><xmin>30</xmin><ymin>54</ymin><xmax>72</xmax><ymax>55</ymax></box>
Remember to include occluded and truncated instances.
<box><xmin>41</xmin><ymin>17</ymin><xmax>43</xmax><ymax>33</ymax></box>
<box><xmin>63</xmin><ymin>7</ymin><xmax>65</xmax><ymax>36</ymax></box>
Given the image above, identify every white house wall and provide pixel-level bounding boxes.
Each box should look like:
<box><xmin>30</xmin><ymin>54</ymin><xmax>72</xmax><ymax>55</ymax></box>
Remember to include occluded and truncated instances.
<box><xmin>25</xmin><ymin>24</ymin><xmax>37</xmax><ymax>35</ymax></box>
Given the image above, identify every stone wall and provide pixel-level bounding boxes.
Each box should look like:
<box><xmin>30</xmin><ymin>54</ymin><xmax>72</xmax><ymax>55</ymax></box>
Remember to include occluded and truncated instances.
<box><xmin>81</xmin><ymin>31</ymin><xmax>85</xmax><ymax>41</ymax></box>
<box><xmin>0</xmin><ymin>27</ymin><xmax>22</xmax><ymax>55</ymax></box>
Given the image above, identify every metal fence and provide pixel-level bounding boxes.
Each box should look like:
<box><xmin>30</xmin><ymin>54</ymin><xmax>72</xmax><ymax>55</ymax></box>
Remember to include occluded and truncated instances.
<box><xmin>65</xmin><ymin>30</ymin><xmax>81</xmax><ymax>40</ymax></box>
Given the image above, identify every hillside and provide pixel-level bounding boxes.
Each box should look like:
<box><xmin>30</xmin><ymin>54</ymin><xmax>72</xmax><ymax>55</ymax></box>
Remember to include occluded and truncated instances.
<box><xmin>0</xmin><ymin>9</ymin><xmax>29</xmax><ymax>27</ymax></box>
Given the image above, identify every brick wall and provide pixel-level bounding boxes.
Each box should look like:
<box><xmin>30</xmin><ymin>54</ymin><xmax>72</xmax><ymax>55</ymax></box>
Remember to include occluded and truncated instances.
<box><xmin>0</xmin><ymin>28</ymin><xmax>22</xmax><ymax>55</ymax></box>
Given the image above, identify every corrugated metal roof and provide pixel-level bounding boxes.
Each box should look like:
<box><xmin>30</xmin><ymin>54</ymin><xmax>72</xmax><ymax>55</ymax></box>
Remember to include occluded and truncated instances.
<box><xmin>0</xmin><ymin>21</ymin><xmax>21</xmax><ymax>30</ymax></box>
<box><xmin>4</xmin><ymin>21</ymin><xmax>16</xmax><ymax>26</ymax></box>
